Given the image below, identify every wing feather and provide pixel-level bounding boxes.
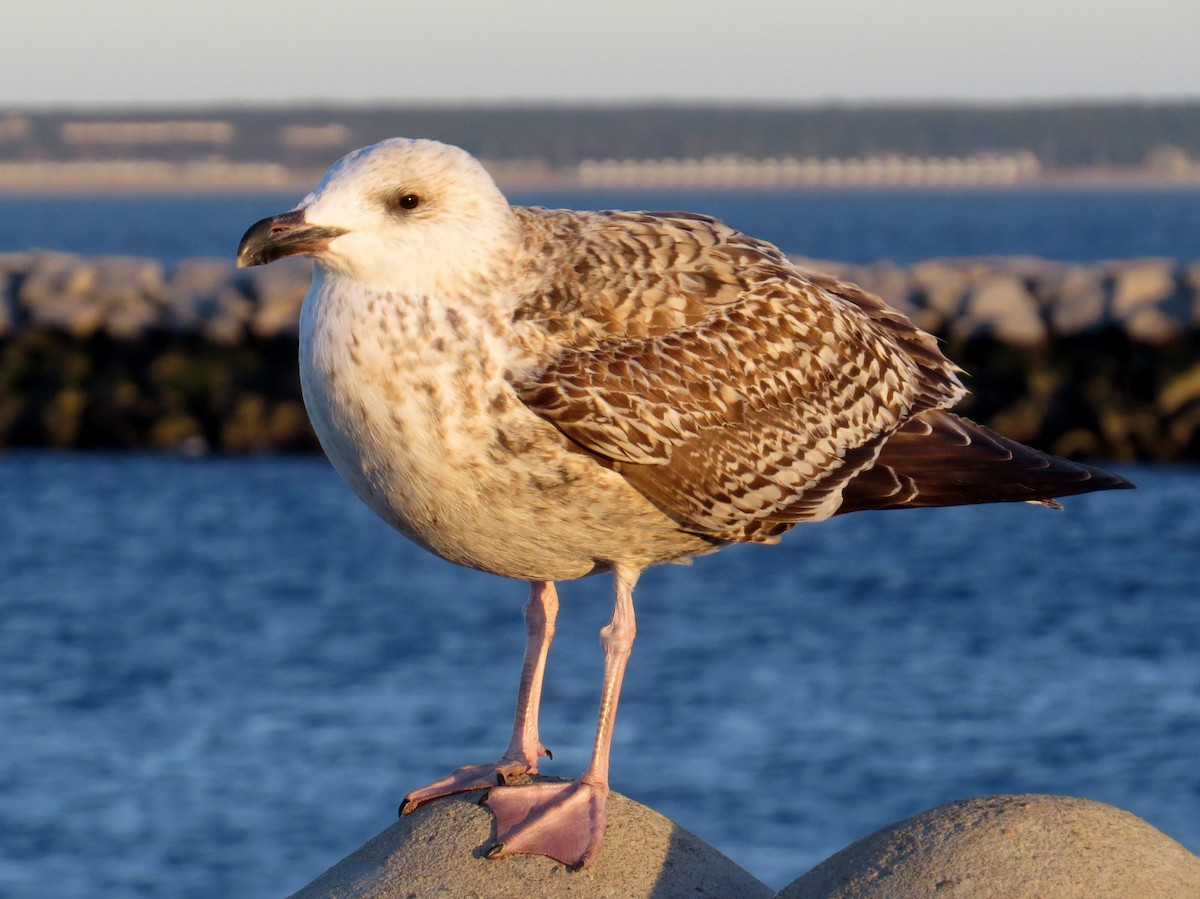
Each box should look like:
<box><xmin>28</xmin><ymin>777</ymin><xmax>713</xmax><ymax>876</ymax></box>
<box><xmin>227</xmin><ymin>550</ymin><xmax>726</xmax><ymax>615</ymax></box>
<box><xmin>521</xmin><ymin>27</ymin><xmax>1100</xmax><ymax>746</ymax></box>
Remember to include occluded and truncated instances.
<box><xmin>509</xmin><ymin>208</ymin><xmax>965</xmax><ymax>541</ymax></box>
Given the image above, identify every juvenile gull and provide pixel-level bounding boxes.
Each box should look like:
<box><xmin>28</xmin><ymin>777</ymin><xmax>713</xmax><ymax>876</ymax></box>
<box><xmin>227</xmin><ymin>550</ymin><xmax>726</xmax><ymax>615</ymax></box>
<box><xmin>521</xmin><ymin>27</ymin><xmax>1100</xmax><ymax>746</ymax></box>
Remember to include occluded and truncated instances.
<box><xmin>236</xmin><ymin>137</ymin><xmax>1132</xmax><ymax>869</ymax></box>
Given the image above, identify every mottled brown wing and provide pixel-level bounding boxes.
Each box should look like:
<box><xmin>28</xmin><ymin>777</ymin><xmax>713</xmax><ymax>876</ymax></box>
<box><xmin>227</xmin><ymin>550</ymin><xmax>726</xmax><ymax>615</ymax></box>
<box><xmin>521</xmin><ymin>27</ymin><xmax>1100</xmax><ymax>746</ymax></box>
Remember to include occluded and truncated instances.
<box><xmin>511</xmin><ymin>209</ymin><xmax>965</xmax><ymax>542</ymax></box>
<box><xmin>511</xmin><ymin>209</ymin><xmax>780</xmax><ymax>348</ymax></box>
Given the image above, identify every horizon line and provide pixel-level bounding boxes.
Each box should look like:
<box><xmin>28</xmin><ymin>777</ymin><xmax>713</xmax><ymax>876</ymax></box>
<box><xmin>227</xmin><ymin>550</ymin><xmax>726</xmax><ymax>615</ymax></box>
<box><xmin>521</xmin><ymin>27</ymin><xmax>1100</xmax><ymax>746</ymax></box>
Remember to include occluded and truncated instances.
<box><xmin>6</xmin><ymin>94</ymin><xmax>1200</xmax><ymax>114</ymax></box>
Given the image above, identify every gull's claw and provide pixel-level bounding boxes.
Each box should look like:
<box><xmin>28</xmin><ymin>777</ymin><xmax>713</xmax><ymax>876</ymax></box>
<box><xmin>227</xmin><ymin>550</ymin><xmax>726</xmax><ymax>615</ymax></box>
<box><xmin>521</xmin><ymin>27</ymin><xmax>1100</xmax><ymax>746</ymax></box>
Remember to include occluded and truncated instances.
<box><xmin>400</xmin><ymin>758</ymin><xmax>537</xmax><ymax>816</ymax></box>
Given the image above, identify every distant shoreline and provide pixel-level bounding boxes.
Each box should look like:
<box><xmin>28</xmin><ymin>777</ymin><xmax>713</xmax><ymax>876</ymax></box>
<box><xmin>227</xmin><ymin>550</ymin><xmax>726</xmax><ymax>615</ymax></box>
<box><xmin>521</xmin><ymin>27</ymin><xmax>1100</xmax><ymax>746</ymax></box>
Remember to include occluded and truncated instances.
<box><xmin>5</xmin><ymin>101</ymin><xmax>1200</xmax><ymax>196</ymax></box>
<box><xmin>1</xmin><ymin>160</ymin><xmax>1199</xmax><ymax>195</ymax></box>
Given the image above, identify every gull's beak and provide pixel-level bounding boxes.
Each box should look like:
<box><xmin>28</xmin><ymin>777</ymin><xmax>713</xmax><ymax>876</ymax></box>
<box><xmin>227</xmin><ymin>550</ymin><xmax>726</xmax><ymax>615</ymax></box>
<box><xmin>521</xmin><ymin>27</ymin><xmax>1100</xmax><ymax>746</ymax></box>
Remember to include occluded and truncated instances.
<box><xmin>236</xmin><ymin>209</ymin><xmax>349</xmax><ymax>268</ymax></box>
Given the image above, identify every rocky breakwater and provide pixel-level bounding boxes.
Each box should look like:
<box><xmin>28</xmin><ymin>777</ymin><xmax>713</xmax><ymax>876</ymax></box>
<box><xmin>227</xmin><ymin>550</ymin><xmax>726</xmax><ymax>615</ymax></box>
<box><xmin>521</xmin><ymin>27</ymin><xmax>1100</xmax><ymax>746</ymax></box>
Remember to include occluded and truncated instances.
<box><xmin>0</xmin><ymin>250</ymin><xmax>1198</xmax><ymax>460</ymax></box>
<box><xmin>0</xmin><ymin>251</ymin><xmax>315</xmax><ymax>453</ymax></box>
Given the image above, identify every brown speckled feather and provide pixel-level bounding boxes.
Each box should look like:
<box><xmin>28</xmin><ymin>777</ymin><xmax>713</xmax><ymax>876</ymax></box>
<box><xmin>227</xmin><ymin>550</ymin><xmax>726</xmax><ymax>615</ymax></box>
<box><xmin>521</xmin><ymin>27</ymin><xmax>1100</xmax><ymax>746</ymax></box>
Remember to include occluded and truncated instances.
<box><xmin>509</xmin><ymin>208</ymin><xmax>967</xmax><ymax>542</ymax></box>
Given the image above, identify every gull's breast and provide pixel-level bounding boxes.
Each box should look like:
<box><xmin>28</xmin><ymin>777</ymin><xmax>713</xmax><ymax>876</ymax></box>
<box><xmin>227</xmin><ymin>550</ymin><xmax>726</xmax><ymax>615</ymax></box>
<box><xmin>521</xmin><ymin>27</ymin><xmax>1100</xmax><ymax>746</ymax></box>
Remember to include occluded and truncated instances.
<box><xmin>297</xmin><ymin>276</ymin><xmax>704</xmax><ymax>581</ymax></box>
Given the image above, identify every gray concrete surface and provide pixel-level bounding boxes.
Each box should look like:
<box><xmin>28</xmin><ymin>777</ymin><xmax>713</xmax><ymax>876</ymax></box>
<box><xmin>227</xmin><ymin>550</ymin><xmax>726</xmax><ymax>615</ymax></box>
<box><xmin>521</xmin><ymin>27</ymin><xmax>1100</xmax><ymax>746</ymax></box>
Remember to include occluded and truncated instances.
<box><xmin>286</xmin><ymin>784</ymin><xmax>773</xmax><ymax>899</ymax></box>
<box><xmin>778</xmin><ymin>794</ymin><xmax>1200</xmax><ymax>898</ymax></box>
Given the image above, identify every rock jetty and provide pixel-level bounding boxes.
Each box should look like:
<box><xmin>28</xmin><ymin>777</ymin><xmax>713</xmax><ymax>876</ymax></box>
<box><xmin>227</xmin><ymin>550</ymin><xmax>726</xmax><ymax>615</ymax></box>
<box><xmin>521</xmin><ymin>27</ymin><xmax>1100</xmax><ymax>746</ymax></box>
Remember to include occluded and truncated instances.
<box><xmin>1</xmin><ymin>250</ymin><xmax>1198</xmax><ymax>460</ymax></box>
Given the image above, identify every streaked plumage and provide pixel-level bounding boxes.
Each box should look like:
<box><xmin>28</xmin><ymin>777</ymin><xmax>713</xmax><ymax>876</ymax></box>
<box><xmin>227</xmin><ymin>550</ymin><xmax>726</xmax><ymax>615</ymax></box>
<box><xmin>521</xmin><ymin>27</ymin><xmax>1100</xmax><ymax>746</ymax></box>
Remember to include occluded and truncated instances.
<box><xmin>236</xmin><ymin>137</ymin><xmax>1131</xmax><ymax>870</ymax></box>
<box><xmin>510</xmin><ymin>207</ymin><xmax>970</xmax><ymax>542</ymax></box>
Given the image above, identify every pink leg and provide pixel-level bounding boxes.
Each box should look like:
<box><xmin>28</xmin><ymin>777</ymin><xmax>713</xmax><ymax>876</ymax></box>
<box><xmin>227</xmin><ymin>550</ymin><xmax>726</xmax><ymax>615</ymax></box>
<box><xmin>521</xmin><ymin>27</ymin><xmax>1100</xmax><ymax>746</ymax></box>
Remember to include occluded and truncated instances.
<box><xmin>400</xmin><ymin>581</ymin><xmax>559</xmax><ymax>815</ymax></box>
<box><xmin>484</xmin><ymin>564</ymin><xmax>640</xmax><ymax>869</ymax></box>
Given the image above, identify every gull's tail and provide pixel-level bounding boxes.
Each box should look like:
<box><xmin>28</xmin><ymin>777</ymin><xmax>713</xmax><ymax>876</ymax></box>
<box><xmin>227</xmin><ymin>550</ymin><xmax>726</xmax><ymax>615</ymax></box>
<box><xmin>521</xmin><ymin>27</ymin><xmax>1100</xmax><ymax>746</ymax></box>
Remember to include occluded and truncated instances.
<box><xmin>836</xmin><ymin>410</ymin><xmax>1134</xmax><ymax>515</ymax></box>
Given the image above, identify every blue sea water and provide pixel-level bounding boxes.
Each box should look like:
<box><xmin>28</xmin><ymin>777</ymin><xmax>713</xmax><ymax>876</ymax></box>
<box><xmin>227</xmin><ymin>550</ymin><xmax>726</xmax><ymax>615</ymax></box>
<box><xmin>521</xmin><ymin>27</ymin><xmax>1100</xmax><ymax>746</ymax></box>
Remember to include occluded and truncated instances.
<box><xmin>0</xmin><ymin>189</ymin><xmax>1198</xmax><ymax>895</ymax></box>
<box><xmin>1</xmin><ymin>186</ymin><xmax>1199</xmax><ymax>264</ymax></box>
<box><xmin>0</xmin><ymin>455</ymin><xmax>1196</xmax><ymax>896</ymax></box>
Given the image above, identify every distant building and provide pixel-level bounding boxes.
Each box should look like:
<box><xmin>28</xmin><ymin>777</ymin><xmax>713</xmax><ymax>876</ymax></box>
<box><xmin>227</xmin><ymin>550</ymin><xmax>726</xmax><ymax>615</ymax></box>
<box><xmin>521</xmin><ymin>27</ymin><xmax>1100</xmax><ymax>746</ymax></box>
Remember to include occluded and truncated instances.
<box><xmin>0</xmin><ymin>116</ymin><xmax>31</xmax><ymax>143</ymax></box>
<box><xmin>58</xmin><ymin>121</ymin><xmax>235</xmax><ymax>159</ymax></box>
<box><xmin>576</xmin><ymin>151</ymin><xmax>1041</xmax><ymax>188</ymax></box>
<box><xmin>60</xmin><ymin>120</ymin><xmax>235</xmax><ymax>145</ymax></box>
<box><xmin>280</xmin><ymin>124</ymin><xmax>351</xmax><ymax>150</ymax></box>
<box><xmin>1144</xmin><ymin>145</ymin><xmax>1196</xmax><ymax>178</ymax></box>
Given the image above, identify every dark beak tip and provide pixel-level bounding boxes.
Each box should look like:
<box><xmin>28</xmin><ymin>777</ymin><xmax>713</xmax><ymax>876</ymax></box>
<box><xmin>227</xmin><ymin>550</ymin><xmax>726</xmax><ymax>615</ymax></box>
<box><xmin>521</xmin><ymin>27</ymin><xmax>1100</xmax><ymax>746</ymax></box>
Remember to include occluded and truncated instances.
<box><xmin>236</xmin><ymin>213</ymin><xmax>286</xmax><ymax>268</ymax></box>
<box><xmin>235</xmin><ymin>209</ymin><xmax>345</xmax><ymax>268</ymax></box>
<box><xmin>235</xmin><ymin>239</ymin><xmax>266</xmax><ymax>268</ymax></box>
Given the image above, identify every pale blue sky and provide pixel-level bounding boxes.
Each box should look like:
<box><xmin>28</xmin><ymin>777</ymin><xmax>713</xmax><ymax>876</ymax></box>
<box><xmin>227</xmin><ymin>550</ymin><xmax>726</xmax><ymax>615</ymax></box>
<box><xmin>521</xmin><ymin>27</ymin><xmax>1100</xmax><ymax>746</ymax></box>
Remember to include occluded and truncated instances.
<box><xmin>3</xmin><ymin>0</ymin><xmax>1197</xmax><ymax>106</ymax></box>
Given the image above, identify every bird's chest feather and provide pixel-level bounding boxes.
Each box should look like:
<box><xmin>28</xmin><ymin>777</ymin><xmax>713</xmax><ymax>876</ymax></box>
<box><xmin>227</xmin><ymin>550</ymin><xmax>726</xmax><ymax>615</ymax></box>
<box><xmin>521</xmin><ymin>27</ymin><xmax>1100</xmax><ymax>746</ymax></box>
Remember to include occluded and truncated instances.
<box><xmin>297</xmin><ymin>278</ymin><xmax>574</xmax><ymax>570</ymax></box>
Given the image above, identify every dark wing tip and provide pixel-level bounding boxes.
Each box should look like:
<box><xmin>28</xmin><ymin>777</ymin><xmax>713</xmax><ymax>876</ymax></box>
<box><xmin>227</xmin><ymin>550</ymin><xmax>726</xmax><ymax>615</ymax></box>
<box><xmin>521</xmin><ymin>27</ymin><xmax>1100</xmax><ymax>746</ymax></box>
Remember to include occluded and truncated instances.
<box><xmin>837</xmin><ymin>411</ymin><xmax>1136</xmax><ymax>516</ymax></box>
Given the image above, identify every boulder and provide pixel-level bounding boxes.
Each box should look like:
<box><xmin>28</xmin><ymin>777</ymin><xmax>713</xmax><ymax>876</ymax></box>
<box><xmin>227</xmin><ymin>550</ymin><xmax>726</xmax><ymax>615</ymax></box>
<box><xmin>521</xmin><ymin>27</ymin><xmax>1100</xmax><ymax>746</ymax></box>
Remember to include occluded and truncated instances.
<box><xmin>1185</xmin><ymin>260</ymin><xmax>1200</xmax><ymax>327</ymax></box>
<box><xmin>165</xmin><ymin>258</ymin><xmax>254</xmax><ymax>345</ymax></box>
<box><xmin>778</xmin><ymin>794</ymin><xmax>1200</xmax><ymax>899</ymax></box>
<box><xmin>855</xmin><ymin>262</ymin><xmax>922</xmax><ymax>322</ymax></box>
<box><xmin>1159</xmin><ymin>361</ymin><xmax>1200</xmax><ymax>454</ymax></box>
<box><xmin>17</xmin><ymin>252</ymin><xmax>104</xmax><ymax>336</ymax></box>
<box><xmin>0</xmin><ymin>252</ymin><xmax>31</xmax><ymax>337</ymax></box>
<box><xmin>16</xmin><ymin>252</ymin><xmax>165</xmax><ymax>339</ymax></box>
<box><xmin>909</xmin><ymin>259</ymin><xmax>971</xmax><ymax>333</ymax></box>
<box><xmin>241</xmin><ymin>257</ymin><xmax>311</xmax><ymax>339</ymax></box>
<box><xmin>285</xmin><ymin>786</ymin><xmax>773</xmax><ymax>899</ymax></box>
<box><xmin>165</xmin><ymin>258</ymin><xmax>236</xmax><ymax>331</ymax></box>
<box><xmin>1110</xmin><ymin>259</ymin><xmax>1189</xmax><ymax>344</ymax></box>
<box><xmin>953</xmin><ymin>274</ymin><xmax>1046</xmax><ymax>346</ymax></box>
<box><xmin>91</xmin><ymin>255</ymin><xmax>167</xmax><ymax>339</ymax></box>
<box><xmin>1046</xmin><ymin>265</ymin><xmax>1108</xmax><ymax>336</ymax></box>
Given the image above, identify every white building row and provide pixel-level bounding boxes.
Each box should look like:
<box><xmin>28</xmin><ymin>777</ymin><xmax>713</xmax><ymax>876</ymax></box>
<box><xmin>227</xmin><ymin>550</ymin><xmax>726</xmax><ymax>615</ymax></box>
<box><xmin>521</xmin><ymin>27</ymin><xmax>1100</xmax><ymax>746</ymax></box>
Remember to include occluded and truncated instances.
<box><xmin>577</xmin><ymin>152</ymin><xmax>1042</xmax><ymax>188</ymax></box>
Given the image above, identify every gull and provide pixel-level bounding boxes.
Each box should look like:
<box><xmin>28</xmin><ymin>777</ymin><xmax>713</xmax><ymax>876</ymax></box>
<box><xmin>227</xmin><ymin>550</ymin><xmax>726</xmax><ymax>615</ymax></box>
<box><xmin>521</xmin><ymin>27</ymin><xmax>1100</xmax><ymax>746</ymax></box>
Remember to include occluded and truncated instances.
<box><xmin>236</xmin><ymin>137</ymin><xmax>1132</xmax><ymax>869</ymax></box>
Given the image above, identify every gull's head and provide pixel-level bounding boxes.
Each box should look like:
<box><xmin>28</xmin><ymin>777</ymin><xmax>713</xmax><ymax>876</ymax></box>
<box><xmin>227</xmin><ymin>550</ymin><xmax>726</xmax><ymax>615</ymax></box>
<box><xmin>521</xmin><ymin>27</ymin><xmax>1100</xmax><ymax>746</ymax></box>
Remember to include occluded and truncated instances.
<box><xmin>236</xmin><ymin>138</ymin><xmax>517</xmax><ymax>291</ymax></box>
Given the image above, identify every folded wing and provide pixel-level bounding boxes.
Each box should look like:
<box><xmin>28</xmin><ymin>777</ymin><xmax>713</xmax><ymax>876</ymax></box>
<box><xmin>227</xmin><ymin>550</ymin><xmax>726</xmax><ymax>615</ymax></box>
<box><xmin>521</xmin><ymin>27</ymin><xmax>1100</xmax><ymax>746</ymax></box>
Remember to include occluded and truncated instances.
<box><xmin>511</xmin><ymin>209</ymin><xmax>969</xmax><ymax>542</ymax></box>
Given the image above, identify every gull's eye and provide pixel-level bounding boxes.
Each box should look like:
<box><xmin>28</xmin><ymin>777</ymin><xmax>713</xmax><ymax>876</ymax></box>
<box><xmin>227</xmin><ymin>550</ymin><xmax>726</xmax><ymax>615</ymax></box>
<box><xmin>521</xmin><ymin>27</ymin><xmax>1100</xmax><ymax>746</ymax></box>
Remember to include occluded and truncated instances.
<box><xmin>390</xmin><ymin>192</ymin><xmax>420</xmax><ymax>212</ymax></box>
